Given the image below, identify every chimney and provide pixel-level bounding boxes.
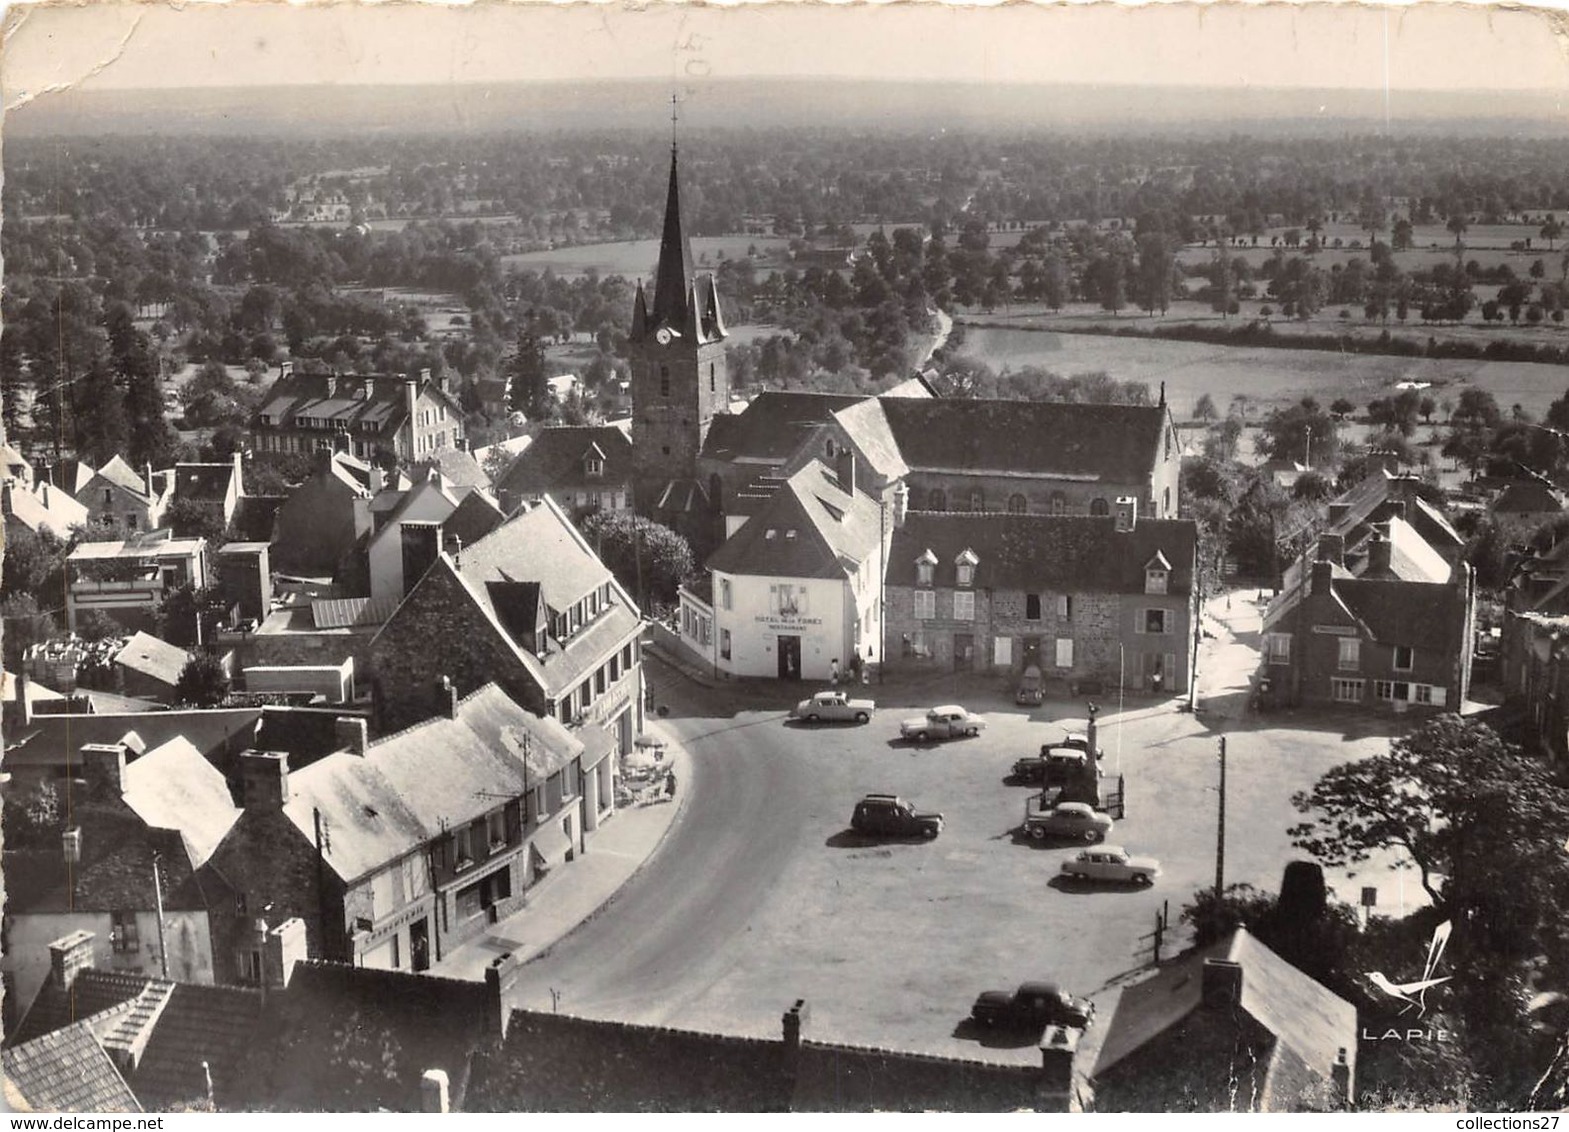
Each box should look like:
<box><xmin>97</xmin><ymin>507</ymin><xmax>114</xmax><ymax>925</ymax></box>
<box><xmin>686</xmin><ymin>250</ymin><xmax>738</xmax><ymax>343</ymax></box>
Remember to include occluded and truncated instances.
<box><xmin>835</xmin><ymin>450</ymin><xmax>856</xmax><ymax>496</ymax></box>
<box><xmin>444</xmin><ymin>533</ymin><xmax>463</xmax><ymax>568</ymax></box>
<box><xmin>40</xmin><ymin>481</ymin><xmax>50</xmax><ymax>509</ymax></box>
<box><xmin>232</xmin><ymin>449</ymin><xmax>245</xmax><ymax>498</ymax></box>
<box><xmin>1328</xmin><ymin>501</ymin><xmax>1350</xmax><ymax>527</ymax></box>
<box><xmin>1366</xmin><ymin>531</ymin><xmax>1394</xmax><ymax>578</ymax></box>
<box><xmin>1316</xmin><ymin>533</ymin><xmax>1344</xmax><ymax>566</ymax></box>
<box><xmin>279</xmin><ymin>360</ymin><xmax>294</xmax><ymax>381</ymax></box>
<box><xmin>1201</xmin><ymin>957</ymin><xmax>1244</xmax><ymax>1008</ymax></box>
<box><xmin>1038</xmin><ymin>1024</ymin><xmax>1080</xmax><ymax>1110</ymax></box>
<box><xmin>1386</xmin><ymin>499</ymin><xmax>1407</xmax><ymax>523</ymax></box>
<box><xmin>400</xmin><ymin>520</ymin><xmax>442</xmax><ymax>597</ymax></box>
<box><xmin>1114</xmin><ymin>496</ymin><xmax>1137</xmax><ymax>533</ymax></box>
<box><xmin>483</xmin><ymin>952</ymin><xmax>521</xmax><ymax>1039</ymax></box>
<box><xmin>325</xmin><ymin>374</ymin><xmax>338</xmax><ymax>398</ymax></box>
<box><xmin>1330</xmin><ymin>1047</ymin><xmax>1354</xmax><ymax>1109</ymax></box>
<box><xmin>146</xmin><ymin>462</ymin><xmax>155</xmax><ymax>499</ymax></box>
<box><xmin>420</xmin><ymin>1070</ymin><xmax>451</xmax><ymax>1115</ymax></box>
<box><xmin>892</xmin><ymin>482</ymin><xmax>909</xmax><ymax>528</ymax></box>
<box><xmin>240</xmin><ymin>750</ymin><xmax>290</xmax><ymax>809</ymax></box>
<box><xmin>62</xmin><ymin>827</ymin><xmax>82</xmax><ymax>866</ymax></box>
<box><xmin>79</xmin><ymin>742</ymin><xmax>128</xmax><ymax>798</ymax></box>
<box><xmin>264</xmin><ymin>918</ymin><xmax>307</xmax><ymax>988</ymax></box>
<box><xmin>334</xmin><ymin>716</ymin><xmax>368</xmax><ymax>756</ymax></box>
<box><xmin>781</xmin><ymin>998</ymin><xmax>810</xmax><ymax>1052</ymax></box>
<box><xmin>15</xmin><ymin>667</ymin><xmax>33</xmax><ymax>727</ymax></box>
<box><xmin>48</xmin><ymin>929</ymin><xmax>97</xmax><ymax>991</ymax></box>
<box><xmin>435</xmin><ymin>675</ymin><xmax>459</xmax><ymax>720</ymax></box>
<box><xmin>368</xmin><ymin>465</ymin><xmax>385</xmax><ymax>496</ymax></box>
<box><xmin>1311</xmin><ymin>559</ymin><xmax>1334</xmax><ymax>596</ymax></box>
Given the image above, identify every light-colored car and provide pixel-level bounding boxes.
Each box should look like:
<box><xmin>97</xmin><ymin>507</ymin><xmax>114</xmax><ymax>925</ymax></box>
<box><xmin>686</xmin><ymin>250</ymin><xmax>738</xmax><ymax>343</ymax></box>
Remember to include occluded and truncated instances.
<box><xmin>900</xmin><ymin>704</ymin><xmax>987</xmax><ymax>743</ymax></box>
<box><xmin>790</xmin><ymin>689</ymin><xmax>876</xmax><ymax>724</ymax></box>
<box><xmin>1059</xmin><ymin>845</ymin><xmax>1161</xmax><ymax>886</ymax></box>
<box><xmin>1025</xmin><ymin>801</ymin><xmax>1114</xmax><ymax>843</ymax></box>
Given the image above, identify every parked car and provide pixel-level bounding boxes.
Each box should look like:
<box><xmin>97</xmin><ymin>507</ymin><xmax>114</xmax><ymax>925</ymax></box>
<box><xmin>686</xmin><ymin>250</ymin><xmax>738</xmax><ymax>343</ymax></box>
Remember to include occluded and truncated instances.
<box><xmin>850</xmin><ymin>794</ymin><xmax>943</xmax><ymax>839</ymax></box>
<box><xmin>970</xmin><ymin>981</ymin><xmax>1095</xmax><ymax>1030</ymax></box>
<box><xmin>1059</xmin><ymin>846</ymin><xmax>1161</xmax><ymax>886</ymax></box>
<box><xmin>1024</xmin><ymin>801</ymin><xmax>1113</xmax><ymax>843</ymax></box>
<box><xmin>899</xmin><ymin>705</ymin><xmax>987</xmax><ymax>743</ymax></box>
<box><xmin>1010</xmin><ymin>746</ymin><xmax>1090</xmax><ymax>785</ymax></box>
<box><xmin>790</xmin><ymin>689</ymin><xmax>876</xmax><ymax>724</ymax></box>
<box><xmin>1015</xmin><ymin>664</ymin><xmax>1044</xmax><ymax>705</ymax></box>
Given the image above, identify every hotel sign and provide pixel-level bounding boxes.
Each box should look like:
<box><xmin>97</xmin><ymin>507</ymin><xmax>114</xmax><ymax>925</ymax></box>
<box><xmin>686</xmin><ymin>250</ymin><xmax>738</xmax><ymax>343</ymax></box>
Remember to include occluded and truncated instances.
<box><xmin>1311</xmin><ymin>625</ymin><xmax>1358</xmax><ymax>636</ymax></box>
<box><xmin>756</xmin><ymin>614</ymin><xmax>824</xmax><ymax>630</ymax></box>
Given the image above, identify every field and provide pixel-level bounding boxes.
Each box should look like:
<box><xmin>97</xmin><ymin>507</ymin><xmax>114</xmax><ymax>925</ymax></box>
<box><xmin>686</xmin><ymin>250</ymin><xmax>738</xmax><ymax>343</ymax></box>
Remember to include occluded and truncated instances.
<box><xmin>501</xmin><ymin>235</ymin><xmax>792</xmax><ymax>278</ymax></box>
<box><xmin>957</xmin><ymin>324</ymin><xmax>1569</xmax><ymax>422</ymax></box>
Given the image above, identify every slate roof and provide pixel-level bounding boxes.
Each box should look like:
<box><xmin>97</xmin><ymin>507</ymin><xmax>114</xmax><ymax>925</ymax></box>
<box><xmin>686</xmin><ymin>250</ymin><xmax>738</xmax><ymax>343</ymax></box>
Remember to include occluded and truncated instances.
<box><xmin>366</xmin><ymin>476</ymin><xmax>461</xmax><ymax>553</ymax></box>
<box><xmin>878</xmin><ymin>398</ymin><xmax>1165</xmax><ymax>481</ymax></box>
<box><xmin>494</xmin><ymin>425</ymin><xmax>635</xmax><ymax>500</ymax></box>
<box><xmin>829</xmin><ymin>397</ymin><xmax>910</xmax><ymax>481</ymax></box>
<box><xmin>3</xmin><ymin>708</ymin><xmax>263</xmax><ymax>777</ymax></box>
<box><xmin>249</xmin><ymin>372</ymin><xmax>462</xmax><ymax>438</ymax></box>
<box><xmin>6</xmin><ymin>819</ymin><xmax>214</xmax><ymax>916</ymax></box>
<box><xmin>4</xmin><ymin>479</ymin><xmax>91</xmax><ymax>536</ymax></box>
<box><xmin>442</xmin><ymin>489</ymin><xmax>507</xmax><ymax>549</ymax></box>
<box><xmin>112</xmin><ymin>631</ymin><xmax>191</xmax><ymax>690</ymax></box>
<box><xmin>707</xmin><ymin>461</ymin><xmax>882</xmax><ymax>580</ymax></box>
<box><xmin>886</xmin><ymin>513</ymin><xmax>1197</xmax><ymax>594</ymax></box>
<box><xmin>1493</xmin><ymin>479</ymin><xmax>1565</xmax><ymax>515</ymax></box>
<box><xmin>0</xmin><ymin>441</ymin><xmax>35</xmax><ymax>481</ymax></box>
<box><xmin>700</xmin><ymin>392</ymin><xmax>867</xmax><ymax>464</ymax></box>
<box><xmin>1334</xmin><ymin>576</ymin><xmax>1470</xmax><ymax>653</ymax></box>
<box><xmin>8</xmin><ymin>970</ymin><xmax>149</xmax><ymax>1048</ymax></box>
<box><xmin>130</xmin><ymin>983</ymin><xmax>265</xmax><ymax>1111</ymax></box>
<box><xmin>2</xmin><ymin>1022</ymin><xmax>142</xmax><ymax>1112</ymax></box>
<box><xmin>414</xmin><ymin>446</ymin><xmax>491</xmax><ymax>489</ymax></box>
<box><xmin>120</xmin><ymin>736</ymin><xmax>241</xmax><ymax>867</ymax></box>
<box><xmin>281</xmin><ymin>754</ymin><xmax>428</xmax><ymax>885</ymax></box>
<box><xmin>94</xmin><ymin>455</ymin><xmax>153</xmax><ymax>498</ymax></box>
<box><xmin>171</xmin><ymin>463</ymin><xmax>235</xmax><ymax>504</ymax></box>
<box><xmin>1092</xmin><ymin>928</ymin><xmax>1355</xmax><ymax>1111</ymax></box>
<box><xmin>1269</xmin><ymin>516</ymin><xmax>1454</xmax><ymax>628</ymax></box>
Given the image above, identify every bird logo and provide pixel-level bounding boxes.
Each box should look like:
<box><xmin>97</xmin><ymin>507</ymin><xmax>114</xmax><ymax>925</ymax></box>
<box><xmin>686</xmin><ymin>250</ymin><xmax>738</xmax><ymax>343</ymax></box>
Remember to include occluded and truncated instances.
<box><xmin>1366</xmin><ymin>920</ymin><xmax>1452</xmax><ymax>1017</ymax></box>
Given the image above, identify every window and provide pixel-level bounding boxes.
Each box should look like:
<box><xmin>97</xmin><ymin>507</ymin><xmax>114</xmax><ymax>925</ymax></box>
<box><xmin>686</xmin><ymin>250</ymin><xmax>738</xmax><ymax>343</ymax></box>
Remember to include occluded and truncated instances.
<box><xmin>1393</xmin><ymin>646</ymin><xmax>1414</xmax><ymax>672</ymax></box>
<box><xmin>1025</xmin><ymin>593</ymin><xmax>1042</xmax><ymax>621</ymax></box>
<box><xmin>1337</xmin><ymin>638</ymin><xmax>1361</xmax><ymax>671</ymax></box>
<box><xmin>956</xmin><ymin>554</ymin><xmax>977</xmax><ymax>587</ymax></box>
<box><xmin>720</xmin><ymin>628</ymin><xmax>732</xmax><ymax>660</ymax></box>
<box><xmin>1265</xmin><ymin>633</ymin><xmax>1292</xmax><ymax>664</ymax></box>
<box><xmin>1050</xmin><ymin>492</ymin><xmax>1067</xmax><ymax>515</ymax></box>
<box><xmin>1090</xmin><ymin>497</ymin><xmax>1109</xmax><ymax>517</ymax></box>
<box><xmin>1055</xmin><ymin>638</ymin><xmax>1074</xmax><ymax>668</ymax></box>
<box><xmin>488</xmin><ymin>809</ymin><xmax>507</xmax><ymax>850</ymax></box>
<box><xmin>720</xmin><ymin>578</ymin><xmax>732</xmax><ymax>610</ymax></box>
<box><xmin>929</xmin><ymin>489</ymin><xmax>946</xmax><ymax>511</ymax></box>
<box><xmin>968</xmin><ymin>489</ymin><xmax>984</xmax><ymax>512</ymax></box>
<box><xmin>710</xmin><ymin>364</ymin><xmax>716</xmax><ymax>392</ymax></box>
<box><xmin>916</xmin><ymin>553</ymin><xmax>936</xmax><ymax>587</ymax></box>
<box><xmin>1145</xmin><ymin>569</ymin><xmax>1168</xmax><ymax>595</ymax></box>
<box><xmin>1142</xmin><ymin>609</ymin><xmax>1170</xmax><ymax>635</ymax></box>
<box><xmin>659</xmin><ymin>365</ymin><xmax>670</xmax><ymax>396</ymax></box>
<box><xmin>1414</xmin><ymin>684</ymin><xmax>1434</xmax><ymax>705</ymax></box>
<box><xmin>953</xmin><ymin>591</ymin><xmax>976</xmax><ymax>620</ymax></box>
<box><xmin>1332</xmin><ymin>678</ymin><xmax>1365</xmax><ymax>703</ymax></box>
<box><xmin>586</xmin><ymin>457</ymin><xmax>603</xmax><ymax>477</ymax></box>
<box><xmin>111</xmin><ymin>911</ymin><xmax>139</xmax><ymax>954</ymax></box>
<box><xmin>1375</xmin><ymin>680</ymin><xmax>1413</xmax><ymax>702</ymax></box>
<box><xmin>453</xmin><ymin>826</ymin><xmax>474</xmax><ymax>869</ymax></box>
<box><xmin>913</xmin><ymin>590</ymin><xmax>936</xmax><ymax>620</ymax></box>
<box><xmin>1057</xmin><ymin>594</ymin><xmax>1073</xmax><ymax>619</ymax></box>
<box><xmin>595</xmin><ymin>667</ymin><xmax>606</xmax><ymax>694</ymax></box>
<box><xmin>103</xmin><ymin>488</ymin><xmax>113</xmax><ymax>506</ymax></box>
<box><xmin>402</xmin><ymin>855</ymin><xmax>429</xmax><ymax>899</ymax></box>
<box><xmin>1008</xmin><ymin>493</ymin><xmax>1027</xmax><ymax>514</ymax></box>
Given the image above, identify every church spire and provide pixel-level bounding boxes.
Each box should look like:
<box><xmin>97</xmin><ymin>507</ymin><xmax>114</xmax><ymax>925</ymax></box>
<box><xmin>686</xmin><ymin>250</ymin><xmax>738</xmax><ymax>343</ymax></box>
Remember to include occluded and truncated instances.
<box><xmin>650</xmin><ymin>117</ymin><xmax>697</xmax><ymax>334</ymax></box>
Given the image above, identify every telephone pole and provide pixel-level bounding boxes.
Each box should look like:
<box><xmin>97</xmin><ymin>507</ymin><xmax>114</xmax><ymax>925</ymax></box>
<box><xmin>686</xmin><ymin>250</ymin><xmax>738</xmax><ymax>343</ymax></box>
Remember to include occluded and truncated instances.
<box><xmin>1215</xmin><ymin>736</ymin><xmax>1227</xmax><ymax>898</ymax></box>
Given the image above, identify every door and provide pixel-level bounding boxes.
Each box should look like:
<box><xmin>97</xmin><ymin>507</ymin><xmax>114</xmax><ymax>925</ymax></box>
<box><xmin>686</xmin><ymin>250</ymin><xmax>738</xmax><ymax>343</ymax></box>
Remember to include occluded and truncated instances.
<box><xmin>777</xmin><ymin>635</ymin><xmax>802</xmax><ymax>680</ymax></box>
<box><xmin>953</xmin><ymin>634</ymin><xmax>974</xmax><ymax>673</ymax></box>
<box><xmin>1022</xmin><ymin>636</ymin><xmax>1042</xmax><ymax>669</ymax></box>
<box><xmin>410</xmin><ymin>918</ymin><xmax>430</xmax><ymax>972</ymax></box>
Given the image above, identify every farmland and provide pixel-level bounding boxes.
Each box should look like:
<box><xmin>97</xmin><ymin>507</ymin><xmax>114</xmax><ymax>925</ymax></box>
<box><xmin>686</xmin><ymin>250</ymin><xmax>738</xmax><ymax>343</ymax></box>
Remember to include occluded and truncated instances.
<box><xmin>501</xmin><ymin>235</ymin><xmax>791</xmax><ymax>277</ymax></box>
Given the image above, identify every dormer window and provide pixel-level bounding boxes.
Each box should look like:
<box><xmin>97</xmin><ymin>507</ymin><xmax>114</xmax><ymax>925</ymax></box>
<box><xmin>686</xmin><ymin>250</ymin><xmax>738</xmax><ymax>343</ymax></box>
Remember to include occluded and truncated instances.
<box><xmin>1145</xmin><ymin>551</ymin><xmax>1172</xmax><ymax>595</ymax></box>
<box><xmin>915</xmin><ymin>549</ymin><xmax>937</xmax><ymax>587</ymax></box>
<box><xmin>956</xmin><ymin>548</ymin><xmax>979</xmax><ymax>588</ymax></box>
<box><xmin>585</xmin><ymin>456</ymin><xmax>604</xmax><ymax>478</ymax></box>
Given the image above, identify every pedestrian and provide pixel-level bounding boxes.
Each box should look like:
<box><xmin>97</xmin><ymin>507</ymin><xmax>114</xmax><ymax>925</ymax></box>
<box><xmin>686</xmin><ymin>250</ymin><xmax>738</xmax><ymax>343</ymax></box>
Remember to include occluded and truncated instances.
<box><xmin>850</xmin><ymin>652</ymin><xmax>863</xmax><ymax>683</ymax></box>
<box><xmin>830</xmin><ymin>658</ymin><xmax>840</xmax><ymax>686</ymax></box>
<box><xmin>664</xmin><ymin>770</ymin><xmax>677</xmax><ymax>800</ymax></box>
<box><xmin>1151</xmin><ymin>669</ymin><xmax>1164</xmax><ymax>698</ymax></box>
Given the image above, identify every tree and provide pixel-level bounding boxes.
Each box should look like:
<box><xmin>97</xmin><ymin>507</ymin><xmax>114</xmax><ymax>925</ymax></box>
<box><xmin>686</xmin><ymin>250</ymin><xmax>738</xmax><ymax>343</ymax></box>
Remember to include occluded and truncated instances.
<box><xmin>162</xmin><ymin>498</ymin><xmax>231</xmax><ymax>546</ymax></box>
<box><xmin>174</xmin><ymin>653</ymin><xmax>231</xmax><ymax>707</ymax></box>
<box><xmin>1193</xmin><ymin>393</ymin><xmax>1218</xmax><ymax>422</ymax></box>
<box><xmin>1291</xmin><ymin>470</ymin><xmax>1333</xmax><ymax>502</ymax></box>
<box><xmin>2</xmin><ymin>525</ymin><xmax>68</xmax><ymax>600</ymax></box>
<box><xmin>1419</xmin><ymin>396</ymin><xmax>1437</xmax><ymax>424</ymax></box>
<box><xmin>1259</xmin><ymin>397</ymin><xmax>1337</xmax><ymax>466</ymax></box>
<box><xmin>1</xmin><ymin>592</ymin><xmax>59</xmax><ymax>671</ymax></box>
<box><xmin>1329</xmin><ymin>398</ymin><xmax>1355</xmax><ymax>420</ymax></box>
<box><xmin>577</xmin><ymin>511</ymin><xmax>696</xmax><ymax>610</ymax></box>
<box><xmin>507</xmin><ymin>315</ymin><xmax>549</xmax><ymax>418</ymax></box>
<box><xmin>1392</xmin><ymin>217</ymin><xmax>1415</xmax><ymax>251</ymax></box>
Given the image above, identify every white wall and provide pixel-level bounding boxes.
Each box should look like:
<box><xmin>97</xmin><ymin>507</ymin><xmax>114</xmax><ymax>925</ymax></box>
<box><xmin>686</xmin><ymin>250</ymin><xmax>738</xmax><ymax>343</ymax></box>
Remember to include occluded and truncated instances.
<box><xmin>368</xmin><ymin>483</ymin><xmax>458</xmax><ymax>602</ymax></box>
<box><xmin>712</xmin><ymin>571</ymin><xmax>855</xmax><ymax>680</ymax></box>
<box><xmin>6</xmin><ymin>911</ymin><xmax>215</xmax><ymax>1014</ymax></box>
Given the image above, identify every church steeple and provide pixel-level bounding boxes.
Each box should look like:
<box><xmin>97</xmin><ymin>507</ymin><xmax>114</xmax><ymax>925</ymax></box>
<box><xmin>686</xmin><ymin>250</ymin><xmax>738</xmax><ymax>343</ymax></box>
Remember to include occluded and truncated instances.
<box><xmin>650</xmin><ymin>144</ymin><xmax>697</xmax><ymax>333</ymax></box>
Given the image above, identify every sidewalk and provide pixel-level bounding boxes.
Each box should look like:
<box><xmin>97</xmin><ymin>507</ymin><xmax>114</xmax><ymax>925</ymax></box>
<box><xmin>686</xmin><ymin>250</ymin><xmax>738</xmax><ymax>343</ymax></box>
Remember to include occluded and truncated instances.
<box><xmin>427</xmin><ymin>722</ymin><xmax>691</xmax><ymax>981</ymax></box>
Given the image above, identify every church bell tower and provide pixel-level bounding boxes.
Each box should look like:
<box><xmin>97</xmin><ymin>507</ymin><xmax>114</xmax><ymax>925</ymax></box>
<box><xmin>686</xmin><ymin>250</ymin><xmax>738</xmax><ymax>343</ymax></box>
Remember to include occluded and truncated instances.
<box><xmin>629</xmin><ymin>137</ymin><xmax>730</xmax><ymax>512</ymax></box>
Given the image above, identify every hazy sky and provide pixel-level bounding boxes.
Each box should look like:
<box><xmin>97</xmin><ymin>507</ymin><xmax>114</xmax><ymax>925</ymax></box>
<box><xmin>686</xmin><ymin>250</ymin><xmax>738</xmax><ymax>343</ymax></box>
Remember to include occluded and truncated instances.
<box><xmin>3</xmin><ymin>2</ymin><xmax>1567</xmax><ymax>111</ymax></box>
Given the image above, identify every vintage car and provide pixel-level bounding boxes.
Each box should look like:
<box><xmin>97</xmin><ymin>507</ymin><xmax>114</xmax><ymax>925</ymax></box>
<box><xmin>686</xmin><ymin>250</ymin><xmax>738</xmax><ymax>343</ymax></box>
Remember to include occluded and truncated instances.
<box><xmin>1023</xmin><ymin>801</ymin><xmax>1114</xmax><ymax>843</ymax></box>
<box><xmin>1059</xmin><ymin>845</ymin><xmax>1162</xmax><ymax>886</ymax></box>
<box><xmin>1015</xmin><ymin>665</ymin><xmax>1044</xmax><ymax>705</ymax></box>
<box><xmin>790</xmin><ymin>689</ymin><xmax>876</xmax><ymax>724</ymax></box>
<box><xmin>899</xmin><ymin>705</ymin><xmax>987</xmax><ymax>743</ymax></box>
<box><xmin>970</xmin><ymin>981</ymin><xmax>1095</xmax><ymax>1030</ymax></box>
<box><xmin>850</xmin><ymin>794</ymin><xmax>944</xmax><ymax>839</ymax></box>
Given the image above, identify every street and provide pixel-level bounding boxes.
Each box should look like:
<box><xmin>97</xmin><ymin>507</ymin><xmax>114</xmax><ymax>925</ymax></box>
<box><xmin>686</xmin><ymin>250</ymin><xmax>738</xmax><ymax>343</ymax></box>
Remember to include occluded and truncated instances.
<box><xmin>507</xmin><ymin>595</ymin><xmax>1420</xmax><ymax>1064</ymax></box>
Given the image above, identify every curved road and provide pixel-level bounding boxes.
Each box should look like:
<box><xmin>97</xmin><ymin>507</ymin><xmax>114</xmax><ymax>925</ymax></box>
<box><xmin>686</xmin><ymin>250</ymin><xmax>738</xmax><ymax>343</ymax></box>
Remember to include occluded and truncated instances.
<box><xmin>507</xmin><ymin>672</ymin><xmax>808</xmax><ymax>1027</ymax></box>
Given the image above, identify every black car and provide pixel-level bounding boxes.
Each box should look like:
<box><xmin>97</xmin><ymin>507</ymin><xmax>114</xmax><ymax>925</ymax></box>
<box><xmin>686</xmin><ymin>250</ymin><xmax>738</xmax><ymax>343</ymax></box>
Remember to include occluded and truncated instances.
<box><xmin>970</xmin><ymin>981</ymin><xmax>1095</xmax><ymax>1030</ymax></box>
<box><xmin>850</xmin><ymin>794</ymin><xmax>944</xmax><ymax>839</ymax></box>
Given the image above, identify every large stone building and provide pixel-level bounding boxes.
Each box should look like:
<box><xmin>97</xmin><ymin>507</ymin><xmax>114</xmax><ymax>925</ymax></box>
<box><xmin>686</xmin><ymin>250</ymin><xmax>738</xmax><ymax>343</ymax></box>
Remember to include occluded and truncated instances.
<box><xmin>250</xmin><ymin>365</ymin><xmax>465</xmax><ymax>465</ymax></box>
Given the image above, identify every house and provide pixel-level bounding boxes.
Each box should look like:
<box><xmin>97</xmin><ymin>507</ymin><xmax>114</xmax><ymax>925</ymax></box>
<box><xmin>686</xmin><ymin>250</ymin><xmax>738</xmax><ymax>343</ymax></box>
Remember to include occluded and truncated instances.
<box><xmin>475</xmin><ymin>373</ymin><xmax>512</xmax><ymax>419</ymax></box>
<box><xmin>492</xmin><ymin>424</ymin><xmax>636</xmax><ymax>518</ymax></box>
<box><xmin>1500</xmin><ymin>532</ymin><xmax>1569</xmax><ymax>759</ymax></box>
<box><xmin>690</xmin><ymin>455</ymin><xmax>885</xmax><ymax>682</ymax></box>
<box><xmin>244</xmin><ymin>593</ymin><xmax>399</xmax><ymax>675</ymax></box>
<box><xmin>366</xmin><ymin>471</ymin><xmax>463</xmax><ymax>602</ymax></box>
<box><xmin>63</xmin><ymin>530</ymin><xmax>208</xmax><ymax>633</ymax></box>
<box><xmin>75</xmin><ymin>456</ymin><xmax>172</xmax><ymax>535</ymax></box>
<box><xmin>1090</xmin><ymin>928</ymin><xmax>1356</xmax><ymax>1112</ymax></box>
<box><xmin>4</xmin><ymin>928</ymin><xmax>279</xmax><ymax>1112</ymax></box>
<box><xmin>2</xmin><ymin>477</ymin><xmax>91</xmax><ymax>540</ymax></box>
<box><xmin>2</xmin><ymin>737</ymin><xmax>241</xmax><ymax>1016</ymax></box>
<box><xmin>168</xmin><ymin>452</ymin><xmax>245</xmax><ymax>528</ymax></box>
<box><xmin>1260</xmin><ymin>522</ymin><xmax>1476</xmax><ymax>712</ymax></box>
<box><xmin>1490</xmin><ymin>478</ymin><xmax>1565</xmax><ymax>528</ymax></box>
<box><xmin>414</xmin><ymin>446</ymin><xmax>492</xmax><ymax>492</ymax></box>
<box><xmin>546</xmin><ymin>373</ymin><xmax>581</xmax><ymax>402</ymax></box>
<box><xmin>109</xmin><ymin>631</ymin><xmax>191</xmax><ymax>702</ymax></box>
<box><xmin>249</xmin><ymin>364</ymin><xmax>465</xmax><ymax>466</ymax></box>
<box><xmin>369</xmin><ymin>496</ymin><xmax>645</xmax><ymax>763</ymax></box>
<box><xmin>203</xmin><ymin>684</ymin><xmax>602</xmax><ymax>979</ymax></box>
<box><xmin>268</xmin><ymin>451</ymin><xmax>380</xmax><ymax>575</ymax></box>
<box><xmin>0</xmin><ymin>440</ymin><xmax>35</xmax><ymax>485</ymax></box>
<box><xmin>882</xmin><ymin>500</ymin><xmax>1200</xmax><ymax>691</ymax></box>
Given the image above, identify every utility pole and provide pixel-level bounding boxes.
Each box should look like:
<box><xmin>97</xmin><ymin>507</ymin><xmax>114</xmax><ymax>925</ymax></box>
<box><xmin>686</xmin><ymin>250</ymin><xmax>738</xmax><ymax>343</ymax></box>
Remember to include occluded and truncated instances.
<box><xmin>152</xmin><ymin>853</ymin><xmax>169</xmax><ymax>979</ymax></box>
<box><xmin>1215</xmin><ymin>736</ymin><xmax>1227</xmax><ymax>898</ymax></box>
